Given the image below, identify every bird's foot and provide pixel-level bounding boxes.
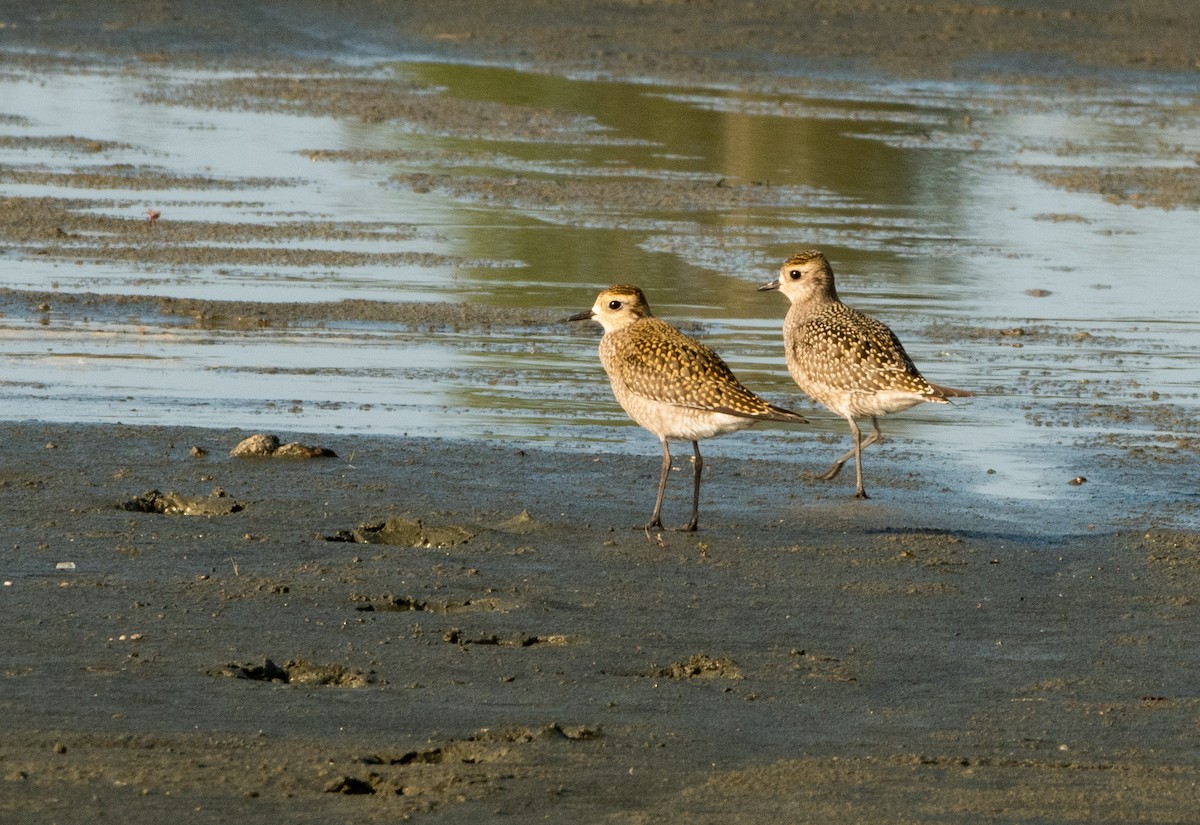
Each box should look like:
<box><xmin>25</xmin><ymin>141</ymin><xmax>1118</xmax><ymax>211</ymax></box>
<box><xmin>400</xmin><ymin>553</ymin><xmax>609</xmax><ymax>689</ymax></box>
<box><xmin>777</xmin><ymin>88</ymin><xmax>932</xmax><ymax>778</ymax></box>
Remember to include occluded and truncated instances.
<box><xmin>818</xmin><ymin>462</ymin><xmax>846</xmax><ymax>481</ymax></box>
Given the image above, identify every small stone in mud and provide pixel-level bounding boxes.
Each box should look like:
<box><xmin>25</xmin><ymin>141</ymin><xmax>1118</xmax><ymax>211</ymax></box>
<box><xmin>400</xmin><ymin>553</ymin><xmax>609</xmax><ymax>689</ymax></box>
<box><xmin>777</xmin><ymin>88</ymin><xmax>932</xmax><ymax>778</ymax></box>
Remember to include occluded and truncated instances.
<box><xmin>1025</xmin><ymin>288</ymin><xmax>1052</xmax><ymax>297</ymax></box>
<box><xmin>229</xmin><ymin>432</ymin><xmax>336</xmax><ymax>458</ymax></box>
<box><xmin>1069</xmin><ymin>475</ymin><xmax>1088</xmax><ymax>485</ymax></box>
<box><xmin>189</xmin><ymin>445</ymin><xmax>208</xmax><ymax>458</ymax></box>
<box><xmin>121</xmin><ymin>488</ymin><xmax>245</xmax><ymax>516</ymax></box>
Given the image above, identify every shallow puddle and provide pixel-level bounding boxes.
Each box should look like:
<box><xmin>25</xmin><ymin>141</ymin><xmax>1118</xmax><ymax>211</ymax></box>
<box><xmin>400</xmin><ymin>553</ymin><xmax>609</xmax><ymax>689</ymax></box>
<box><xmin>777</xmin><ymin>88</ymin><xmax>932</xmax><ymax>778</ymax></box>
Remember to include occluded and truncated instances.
<box><xmin>0</xmin><ymin>60</ymin><xmax>1197</xmax><ymax>517</ymax></box>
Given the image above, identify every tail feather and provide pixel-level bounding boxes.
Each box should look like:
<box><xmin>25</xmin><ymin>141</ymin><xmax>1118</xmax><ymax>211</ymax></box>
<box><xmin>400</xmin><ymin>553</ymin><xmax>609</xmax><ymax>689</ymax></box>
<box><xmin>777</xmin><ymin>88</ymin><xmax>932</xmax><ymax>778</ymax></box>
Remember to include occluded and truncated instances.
<box><xmin>929</xmin><ymin>382</ymin><xmax>973</xmax><ymax>400</ymax></box>
<box><xmin>763</xmin><ymin>404</ymin><xmax>809</xmax><ymax>424</ymax></box>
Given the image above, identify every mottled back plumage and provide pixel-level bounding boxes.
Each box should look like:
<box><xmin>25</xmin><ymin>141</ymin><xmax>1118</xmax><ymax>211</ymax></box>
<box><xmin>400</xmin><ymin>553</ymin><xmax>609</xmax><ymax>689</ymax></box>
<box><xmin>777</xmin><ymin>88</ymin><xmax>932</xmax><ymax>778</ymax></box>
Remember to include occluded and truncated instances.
<box><xmin>602</xmin><ymin>314</ymin><xmax>802</xmax><ymax>423</ymax></box>
<box><xmin>759</xmin><ymin>250</ymin><xmax>970</xmax><ymax>498</ymax></box>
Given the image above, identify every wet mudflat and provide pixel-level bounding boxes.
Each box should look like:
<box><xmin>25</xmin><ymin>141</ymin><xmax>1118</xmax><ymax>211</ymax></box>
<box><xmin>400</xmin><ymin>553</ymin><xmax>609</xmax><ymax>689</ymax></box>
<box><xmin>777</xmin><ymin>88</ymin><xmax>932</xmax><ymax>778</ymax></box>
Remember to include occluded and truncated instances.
<box><xmin>2</xmin><ymin>1</ymin><xmax>1200</xmax><ymax>822</ymax></box>
<box><xmin>1</xmin><ymin>265</ymin><xmax>1197</xmax><ymax>806</ymax></box>
<box><xmin>3</xmin><ymin>421</ymin><xmax>1200</xmax><ymax>823</ymax></box>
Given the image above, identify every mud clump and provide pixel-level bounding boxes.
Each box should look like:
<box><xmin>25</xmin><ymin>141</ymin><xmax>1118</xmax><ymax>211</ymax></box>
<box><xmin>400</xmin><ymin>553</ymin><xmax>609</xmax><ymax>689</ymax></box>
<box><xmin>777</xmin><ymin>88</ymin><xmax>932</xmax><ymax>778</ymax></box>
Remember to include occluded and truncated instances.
<box><xmin>351</xmin><ymin>594</ymin><xmax>513</xmax><ymax>614</ymax></box>
<box><xmin>442</xmin><ymin>628</ymin><xmax>568</xmax><ymax>648</ymax></box>
<box><xmin>657</xmin><ymin>653</ymin><xmax>744</xmax><ymax>680</ymax></box>
<box><xmin>210</xmin><ymin>658</ymin><xmax>373</xmax><ymax>687</ymax></box>
<box><xmin>329</xmin><ymin>517</ymin><xmax>475</xmax><ymax>548</ymax></box>
<box><xmin>121</xmin><ymin>488</ymin><xmax>245</xmax><ymax>516</ymax></box>
<box><xmin>229</xmin><ymin>433</ymin><xmax>336</xmax><ymax>458</ymax></box>
<box><xmin>327</xmin><ymin>724</ymin><xmax>600</xmax><ymax>798</ymax></box>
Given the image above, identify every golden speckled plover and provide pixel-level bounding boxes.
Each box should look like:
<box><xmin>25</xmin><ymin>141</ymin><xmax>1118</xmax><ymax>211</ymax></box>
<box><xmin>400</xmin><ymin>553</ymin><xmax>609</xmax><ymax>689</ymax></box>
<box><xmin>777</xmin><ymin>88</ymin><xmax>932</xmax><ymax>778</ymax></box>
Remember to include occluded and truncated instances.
<box><xmin>759</xmin><ymin>250</ymin><xmax>971</xmax><ymax>499</ymax></box>
<box><xmin>568</xmin><ymin>284</ymin><xmax>807</xmax><ymax>532</ymax></box>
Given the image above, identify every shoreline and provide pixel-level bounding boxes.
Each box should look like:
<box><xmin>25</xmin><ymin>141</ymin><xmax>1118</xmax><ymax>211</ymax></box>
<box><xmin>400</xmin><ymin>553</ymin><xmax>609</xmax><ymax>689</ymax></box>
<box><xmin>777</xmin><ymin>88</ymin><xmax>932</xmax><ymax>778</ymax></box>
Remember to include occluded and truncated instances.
<box><xmin>3</xmin><ymin>1</ymin><xmax>1200</xmax><ymax>821</ymax></box>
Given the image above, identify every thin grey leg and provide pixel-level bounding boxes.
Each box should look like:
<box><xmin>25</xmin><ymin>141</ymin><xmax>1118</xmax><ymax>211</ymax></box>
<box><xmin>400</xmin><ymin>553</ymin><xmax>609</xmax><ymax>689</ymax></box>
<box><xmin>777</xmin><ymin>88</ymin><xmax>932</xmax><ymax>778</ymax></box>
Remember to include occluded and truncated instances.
<box><xmin>647</xmin><ymin>437</ymin><xmax>671</xmax><ymax>530</ymax></box>
<box><xmin>820</xmin><ymin>417</ymin><xmax>882</xmax><ymax>493</ymax></box>
<box><xmin>684</xmin><ymin>440</ymin><xmax>702</xmax><ymax>532</ymax></box>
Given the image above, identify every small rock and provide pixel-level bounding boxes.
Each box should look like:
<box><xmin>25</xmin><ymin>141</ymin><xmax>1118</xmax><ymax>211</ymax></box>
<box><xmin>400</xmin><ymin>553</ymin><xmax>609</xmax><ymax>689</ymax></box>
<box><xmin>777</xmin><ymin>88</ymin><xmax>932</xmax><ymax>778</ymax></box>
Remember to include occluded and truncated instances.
<box><xmin>274</xmin><ymin>442</ymin><xmax>337</xmax><ymax>458</ymax></box>
<box><xmin>189</xmin><ymin>446</ymin><xmax>208</xmax><ymax>458</ymax></box>
<box><xmin>229</xmin><ymin>433</ymin><xmax>335</xmax><ymax>458</ymax></box>
<box><xmin>229</xmin><ymin>433</ymin><xmax>280</xmax><ymax>457</ymax></box>
<box><xmin>1069</xmin><ymin>476</ymin><xmax>1088</xmax><ymax>486</ymax></box>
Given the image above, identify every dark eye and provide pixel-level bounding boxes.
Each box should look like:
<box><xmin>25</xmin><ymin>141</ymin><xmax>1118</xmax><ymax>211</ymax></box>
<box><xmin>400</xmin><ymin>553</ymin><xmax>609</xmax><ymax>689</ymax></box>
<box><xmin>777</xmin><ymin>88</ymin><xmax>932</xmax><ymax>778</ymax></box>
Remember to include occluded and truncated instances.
<box><xmin>608</xmin><ymin>300</ymin><xmax>622</xmax><ymax>310</ymax></box>
<box><xmin>788</xmin><ymin>269</ymin><xmax>802</xmax><ymax>280</ymax></box>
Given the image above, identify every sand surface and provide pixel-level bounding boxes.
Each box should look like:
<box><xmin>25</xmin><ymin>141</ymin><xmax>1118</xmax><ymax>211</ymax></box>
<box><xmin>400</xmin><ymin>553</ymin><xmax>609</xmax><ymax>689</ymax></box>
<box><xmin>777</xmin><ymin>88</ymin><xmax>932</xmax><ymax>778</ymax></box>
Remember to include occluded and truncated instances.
<box><xmin>2</xmin><ymin>2</ymin><xmax>1200</xmax><ymax>822</ymax></box>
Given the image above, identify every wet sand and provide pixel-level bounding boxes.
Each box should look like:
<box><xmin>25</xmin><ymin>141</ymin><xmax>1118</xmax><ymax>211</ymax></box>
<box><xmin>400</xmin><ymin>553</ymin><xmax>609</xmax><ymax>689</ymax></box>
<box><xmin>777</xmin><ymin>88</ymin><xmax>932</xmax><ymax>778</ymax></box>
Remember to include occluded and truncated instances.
<box><xmin>3</xmin><ymin>2</ymin><xmax>1200</xmax><ymax>822</ymax></box>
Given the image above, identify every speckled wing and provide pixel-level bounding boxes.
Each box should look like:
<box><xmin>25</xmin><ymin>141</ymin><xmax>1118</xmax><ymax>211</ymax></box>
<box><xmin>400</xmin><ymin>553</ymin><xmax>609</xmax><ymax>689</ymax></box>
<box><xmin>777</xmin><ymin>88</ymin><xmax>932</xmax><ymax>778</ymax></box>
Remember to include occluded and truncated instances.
<box><xmin>609</xmin><ymin>319</ymin><xmax>798</xmax><ymax>420</ymax></box>
<box><xmin>794</xmin><ymin>304</ymin><xmax>936</xmax><ymax>396</ymax></box>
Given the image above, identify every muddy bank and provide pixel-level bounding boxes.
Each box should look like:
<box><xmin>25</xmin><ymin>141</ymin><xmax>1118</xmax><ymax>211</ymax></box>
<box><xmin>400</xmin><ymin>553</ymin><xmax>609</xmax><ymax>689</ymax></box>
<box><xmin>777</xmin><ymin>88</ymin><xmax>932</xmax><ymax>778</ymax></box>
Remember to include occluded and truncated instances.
<box><xmin>2</xmin><ymin>0</ymin><xmax>1199</xmax><ymax>81</ymax></box>
<box><xmin>2</xmin><ymin>421</ymin><xmax>1199</xmax><ymax>823</ymax></box>
<box><xmin>0</xmin><ymin>287</ymin><xmax>561</xmax><ymax>329</ymax></box>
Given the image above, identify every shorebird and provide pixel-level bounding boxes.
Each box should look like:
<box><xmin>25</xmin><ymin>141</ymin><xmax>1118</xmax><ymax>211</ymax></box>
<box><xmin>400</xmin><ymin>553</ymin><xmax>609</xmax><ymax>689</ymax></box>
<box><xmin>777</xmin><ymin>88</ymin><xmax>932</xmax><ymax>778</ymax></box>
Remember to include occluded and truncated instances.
<box><xmin>759</xmin><ymin>250</ymin><xmax>971</xmax><ymax>499</ymax></box>
<box><xmin>567</xmin><ymin>284</ymin><xmax>807</xmax><ymax>531</ymax></box>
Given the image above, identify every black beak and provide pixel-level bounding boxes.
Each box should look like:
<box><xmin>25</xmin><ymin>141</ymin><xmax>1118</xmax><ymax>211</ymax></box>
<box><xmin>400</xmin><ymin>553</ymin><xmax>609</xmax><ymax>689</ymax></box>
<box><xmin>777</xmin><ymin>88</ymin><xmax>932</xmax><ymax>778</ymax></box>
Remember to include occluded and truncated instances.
<box><xmin>757</xmin><ymin>278</ymin><xmax>781</xmax><ymax>292</ymax></box>
<box><xmin>561</xmin><ymin>310</ymin><xmax>595</xmax><ymax>323</ymax></box>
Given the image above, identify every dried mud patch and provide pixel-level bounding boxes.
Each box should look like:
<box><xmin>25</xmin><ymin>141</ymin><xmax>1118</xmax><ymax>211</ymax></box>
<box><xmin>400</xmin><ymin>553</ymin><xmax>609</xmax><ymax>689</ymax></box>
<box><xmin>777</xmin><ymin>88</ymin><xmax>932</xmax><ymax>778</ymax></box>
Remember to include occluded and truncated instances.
<box><xmin>140</xmin><ymin>74</ymin><xmax>604</xmax><ymax>142</ymax></box>
<box><xmin>1026</xmin><ymin>164</ymin><xmax>1200</xmax><ymax>210</ymax></box>
<box><xmin>393</xmin><ymin>171</ymin><xmax>813</xmax><ymax>213</ymax></box>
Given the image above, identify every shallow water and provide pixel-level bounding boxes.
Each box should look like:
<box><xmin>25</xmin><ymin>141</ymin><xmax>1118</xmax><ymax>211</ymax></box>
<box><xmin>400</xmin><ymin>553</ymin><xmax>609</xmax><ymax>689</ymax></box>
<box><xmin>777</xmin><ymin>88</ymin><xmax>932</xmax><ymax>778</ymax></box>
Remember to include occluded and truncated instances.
<box><xmin>1</xmin><ymin>60</ymin><xmax>1198</xmax><ymax>517</ymax></box>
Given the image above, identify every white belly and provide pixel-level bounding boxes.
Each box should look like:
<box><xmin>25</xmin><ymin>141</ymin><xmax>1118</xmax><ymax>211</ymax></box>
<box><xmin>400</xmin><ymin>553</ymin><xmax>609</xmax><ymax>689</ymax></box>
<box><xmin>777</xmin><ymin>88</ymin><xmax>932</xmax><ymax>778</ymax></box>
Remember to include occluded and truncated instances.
<box><xmin>618</xmin><ymin>393</ymin><xmax>758</xmax><ymax>441</ymax></box>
